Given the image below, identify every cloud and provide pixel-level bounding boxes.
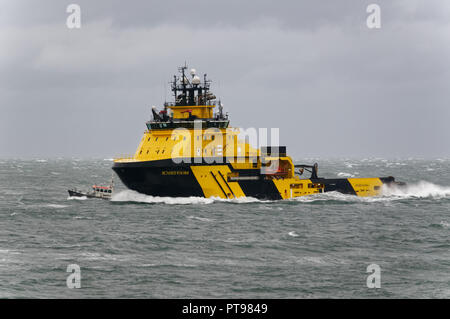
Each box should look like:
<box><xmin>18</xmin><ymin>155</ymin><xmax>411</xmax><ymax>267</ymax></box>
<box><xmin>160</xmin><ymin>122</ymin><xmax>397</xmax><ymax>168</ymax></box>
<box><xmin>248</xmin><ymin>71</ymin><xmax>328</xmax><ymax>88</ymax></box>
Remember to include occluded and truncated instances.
<box><xmin>0</xmin><ymin>0</ymin><xmax>449</xmax><ymax>157</ymax></box>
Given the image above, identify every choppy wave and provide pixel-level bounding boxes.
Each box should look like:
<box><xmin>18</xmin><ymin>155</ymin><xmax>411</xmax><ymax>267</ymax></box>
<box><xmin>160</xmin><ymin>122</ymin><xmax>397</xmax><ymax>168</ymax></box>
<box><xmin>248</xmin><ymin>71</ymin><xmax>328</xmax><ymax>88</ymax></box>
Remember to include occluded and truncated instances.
<box><xmin>1</xmin><ymin>158</ymin><xmax>450</xmax><ymax>298</ymax></box>
<box><xmin>439</xmin><ymin>221</ymin><xmax>450</xmax><ymax>228</ymax></box>
<box><xmin>291</xmin><ymin>255</ymin><xmax>347</xmax><ymax>266</ymax></box>
<box><xmin>290</xmin><ymin>181</ymin><xmax>450</xmax><ymax>203</ymax></box>
<box><xmin>187</xmin><ymin>215</ymin><xmax>213</xmax><ymax>222</ymax></box>
<box><xmin>292</xmin><ymin>192</ymin><xmax>370</xmax><ymax>203</ymax></box>
<box><xmin>382</xmin><ymin>181</ymin><xmax>450</xmax><ymax>199</ymax></box>
<box><xmin>46</xmin><ymin>204</ymin><xmax>68</xmax><ymax>208</ymax></box>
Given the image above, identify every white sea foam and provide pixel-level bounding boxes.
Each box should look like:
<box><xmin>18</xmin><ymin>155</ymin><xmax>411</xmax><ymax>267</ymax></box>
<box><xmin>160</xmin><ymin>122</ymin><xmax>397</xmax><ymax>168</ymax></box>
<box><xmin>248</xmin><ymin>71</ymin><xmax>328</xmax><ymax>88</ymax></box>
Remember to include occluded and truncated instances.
<box><xmin>290</xmin><ymin>181</ymin><xmax>450</xmax><ymax>203</ymax></box>
<box><xmin>111</xmin><ymin>190</ymin><xmax>263</xmax><ymax>205</ymax></box>
<box><xmin>337</xmin><ymin>172</ymin><xmax>355</xmax><ymax>178</ymax></box>
<box><xmin>214</xmin><ymin>196</ymin><xmax>264</xmax><ymax>204</ymax></box>
<box><xmin>111</xmin><ymin>190</ymin><xmax>215</xmax><ymax>205</ymax></box>
<box><xmin>187</xmin><ymin>215</ymin><xmax>213</xmax><ymax>222</ymax></box>
<box><xmin>2</xmin><ymin>190</ymin><xmax>23</xmax><ymax>196</ymax></box>
<box><xmin>439</xmin><ymin>221</ymin><xmax>450</xmax><ymax>228</ymax></box>
<box><xmin>80</xmin><ymin>252</ymin><xmax>122</xmax><ymax>261</ymax></box>
<box><xmin>0</xmin><ymin>249</ymin><xmax>21</xmax><ymax>255</ymax></box>
<box><xmin>291</xmin><ymin>191</ymin><xmax>364</xmax><ymax>203</ymax></box>
<box><xmin>382</xmin><ymin>181</ymin><xmax>450</xmax><ymax>199</ymax></box>
<box><xmin>110</xmin><ymin>181</ymin><xmax>449</xmax><ymax>205</ymax></box>
<box><xmin>291</xmin><ymin>181</ymin><xmax>450</xmax><ymax>203</ymax></box>
<box><xmin>67</xmin><ymin>196</ymin><xmax>87</xmax><ymax>201</ymax></box>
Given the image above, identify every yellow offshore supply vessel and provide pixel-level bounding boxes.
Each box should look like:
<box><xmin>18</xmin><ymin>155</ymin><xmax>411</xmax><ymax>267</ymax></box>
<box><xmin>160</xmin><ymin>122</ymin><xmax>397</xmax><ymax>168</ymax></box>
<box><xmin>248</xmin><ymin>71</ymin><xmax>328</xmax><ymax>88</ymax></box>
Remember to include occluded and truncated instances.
<box><xmin>113</xmin><ymin>65</ymin><xmax>404</xmax><ymax>200</ymax></box>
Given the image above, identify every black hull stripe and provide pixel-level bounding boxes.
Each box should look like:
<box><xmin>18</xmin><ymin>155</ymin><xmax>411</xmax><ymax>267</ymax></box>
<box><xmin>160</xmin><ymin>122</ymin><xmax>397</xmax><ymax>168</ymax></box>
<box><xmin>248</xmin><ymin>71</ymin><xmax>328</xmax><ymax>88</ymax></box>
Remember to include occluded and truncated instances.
<box><xmin>210</xmin><ymin>171</ymin><xmax>228</xmax><ymax>198</ymax></box>
<box><xmin>218</xmin><ymin>170</ymin><xmax>236</xmax><ymax>198</ymax></box>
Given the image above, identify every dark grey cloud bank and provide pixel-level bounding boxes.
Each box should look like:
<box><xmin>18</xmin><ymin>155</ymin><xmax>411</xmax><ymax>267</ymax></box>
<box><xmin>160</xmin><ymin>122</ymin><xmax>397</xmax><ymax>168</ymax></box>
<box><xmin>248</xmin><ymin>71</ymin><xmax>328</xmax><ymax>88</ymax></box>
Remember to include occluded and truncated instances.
<box><xmin>1</xmin><ymin>0</ymin><xmax>449</xmax><ymax>158</ymax></box>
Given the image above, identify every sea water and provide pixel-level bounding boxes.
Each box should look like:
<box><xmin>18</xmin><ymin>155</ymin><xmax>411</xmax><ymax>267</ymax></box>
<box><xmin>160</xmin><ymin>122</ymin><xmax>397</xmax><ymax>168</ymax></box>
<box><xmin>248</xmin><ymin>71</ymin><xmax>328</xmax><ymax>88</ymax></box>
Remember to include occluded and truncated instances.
<box><xmin>0</xmin><ymin>158</ymin><xmax>449</xmax><ymax>298</ymax></box>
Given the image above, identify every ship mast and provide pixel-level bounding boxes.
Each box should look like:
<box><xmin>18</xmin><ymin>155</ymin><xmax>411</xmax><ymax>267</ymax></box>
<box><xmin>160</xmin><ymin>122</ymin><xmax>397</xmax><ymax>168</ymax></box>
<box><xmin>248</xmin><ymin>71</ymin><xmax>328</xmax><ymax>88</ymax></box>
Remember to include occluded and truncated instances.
<box><xmin>170</xmin><ymin>64</ymin><xmax>215</xmax><ymax>107</ymax></box>
<box><xmin>149</xmin><ymin>64</ymin><xmax>229</xmax><ymax>128</ymax></box>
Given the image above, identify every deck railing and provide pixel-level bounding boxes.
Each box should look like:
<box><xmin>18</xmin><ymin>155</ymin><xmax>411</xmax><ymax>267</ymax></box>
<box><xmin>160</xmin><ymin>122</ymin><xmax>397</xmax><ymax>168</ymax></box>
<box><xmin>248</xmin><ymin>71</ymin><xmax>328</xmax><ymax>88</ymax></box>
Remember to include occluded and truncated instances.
<box><xmin>113</xmin><ymin>154</ymin><xmax>136</xmax><ymax>162</ymax></box>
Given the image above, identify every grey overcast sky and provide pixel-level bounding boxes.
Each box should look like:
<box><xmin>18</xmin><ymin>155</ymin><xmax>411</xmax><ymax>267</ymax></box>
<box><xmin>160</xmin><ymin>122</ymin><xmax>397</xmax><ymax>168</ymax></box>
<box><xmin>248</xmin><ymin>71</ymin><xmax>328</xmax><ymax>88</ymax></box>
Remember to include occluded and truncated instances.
<box><xmin>0</xmin><ymin>0</ymin><xmax>449</xmax><ymax>158</ymax></box>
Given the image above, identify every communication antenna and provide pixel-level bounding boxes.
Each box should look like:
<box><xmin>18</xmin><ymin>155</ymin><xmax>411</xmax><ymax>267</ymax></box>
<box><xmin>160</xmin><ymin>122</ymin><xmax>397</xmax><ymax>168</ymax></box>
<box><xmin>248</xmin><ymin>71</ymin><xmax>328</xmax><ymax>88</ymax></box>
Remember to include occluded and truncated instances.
<box><xmin>218</xmin><ymin>100</ymin><xmax>224</xmax><ymax>119</ymax></box>
<box><xmin>218</xmin><ymin>80</ymin><xmax>221</xmax><ymax>99</ymax></box>
<box><xmin>164</xmin><ymin>81</ymin><xmax>167</xmax><ymax>103</ymax></box>
<box><xmin>178</xmin><ymin>64</ymin><xmax>188</xmax><ymax>104</ymax></box>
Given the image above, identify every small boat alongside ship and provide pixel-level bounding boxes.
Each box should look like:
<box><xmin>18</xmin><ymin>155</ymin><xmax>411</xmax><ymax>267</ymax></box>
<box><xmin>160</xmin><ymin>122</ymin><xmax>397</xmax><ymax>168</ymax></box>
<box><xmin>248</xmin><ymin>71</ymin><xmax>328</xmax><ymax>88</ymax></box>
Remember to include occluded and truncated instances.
<box><xmin>68</xmin><ymin>178</ymin><xmax>114</xmax><ymax>200</ymax></box>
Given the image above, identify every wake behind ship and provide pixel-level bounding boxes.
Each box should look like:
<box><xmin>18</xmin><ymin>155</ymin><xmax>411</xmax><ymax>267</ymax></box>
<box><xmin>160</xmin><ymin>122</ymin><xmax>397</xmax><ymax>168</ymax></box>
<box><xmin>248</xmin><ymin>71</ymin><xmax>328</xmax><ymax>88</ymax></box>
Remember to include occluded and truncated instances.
<box><xmin>113</xmin><ymin>65</ymin><xmax>403</xmax><ymax>200</ymax></box>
